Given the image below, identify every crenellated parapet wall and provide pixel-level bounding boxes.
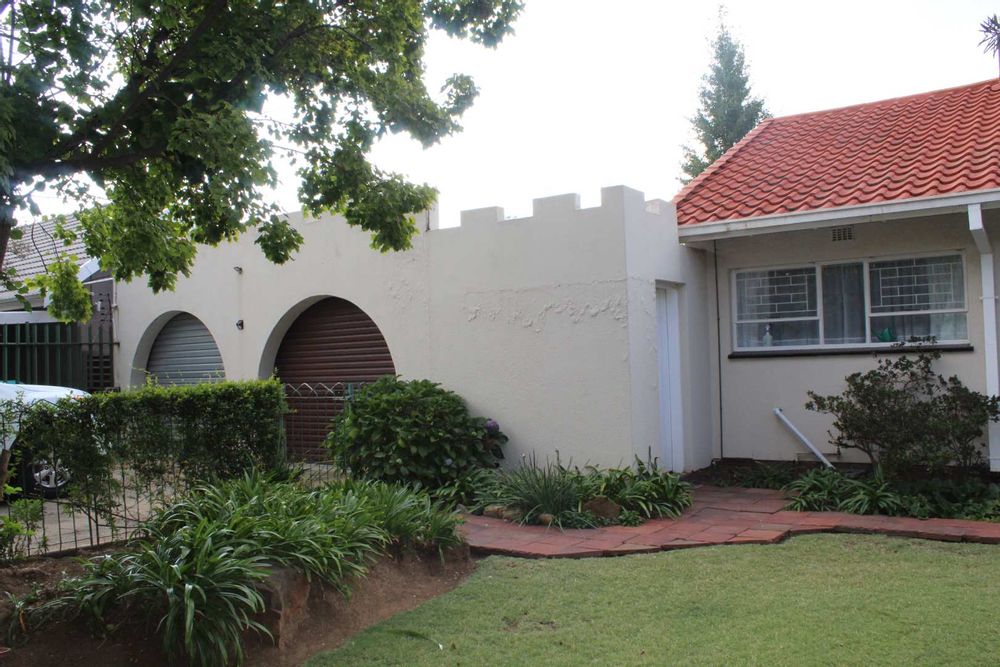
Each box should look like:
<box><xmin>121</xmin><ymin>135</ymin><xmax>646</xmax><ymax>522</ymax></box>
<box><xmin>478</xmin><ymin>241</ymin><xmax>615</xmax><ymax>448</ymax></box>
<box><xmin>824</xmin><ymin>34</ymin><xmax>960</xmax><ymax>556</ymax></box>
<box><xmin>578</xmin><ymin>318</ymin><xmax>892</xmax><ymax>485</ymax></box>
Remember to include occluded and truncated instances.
<box><xmin>435</xmin><ymin>186</ymin><xmax>671</xmax><ymax>232</ymax></box>
<box><xmin>113</xmin><ymin>185</ymin><xmax>711</xmax><ymax>470</ymax></box>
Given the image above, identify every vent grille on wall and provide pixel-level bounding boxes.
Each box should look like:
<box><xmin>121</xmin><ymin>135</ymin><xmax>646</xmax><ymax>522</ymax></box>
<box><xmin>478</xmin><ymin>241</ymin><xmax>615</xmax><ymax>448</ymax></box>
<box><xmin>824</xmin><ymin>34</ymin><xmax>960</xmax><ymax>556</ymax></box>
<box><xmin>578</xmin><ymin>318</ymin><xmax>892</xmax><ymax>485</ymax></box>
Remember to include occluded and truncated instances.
<box><xmin>831</xmin><ymin>225</ymin><xmax>854</xmax><ymax>242</ymax></box>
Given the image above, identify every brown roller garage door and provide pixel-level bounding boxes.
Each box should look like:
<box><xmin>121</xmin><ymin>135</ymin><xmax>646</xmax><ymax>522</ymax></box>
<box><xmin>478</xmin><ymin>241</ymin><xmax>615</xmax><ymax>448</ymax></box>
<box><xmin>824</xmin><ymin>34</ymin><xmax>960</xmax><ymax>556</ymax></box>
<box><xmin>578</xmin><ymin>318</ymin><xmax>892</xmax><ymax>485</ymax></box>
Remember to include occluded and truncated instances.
<box><xmin>275</xmin><ymin>297</ymin><xmax>395</xmax><ymax>460</ymax></box>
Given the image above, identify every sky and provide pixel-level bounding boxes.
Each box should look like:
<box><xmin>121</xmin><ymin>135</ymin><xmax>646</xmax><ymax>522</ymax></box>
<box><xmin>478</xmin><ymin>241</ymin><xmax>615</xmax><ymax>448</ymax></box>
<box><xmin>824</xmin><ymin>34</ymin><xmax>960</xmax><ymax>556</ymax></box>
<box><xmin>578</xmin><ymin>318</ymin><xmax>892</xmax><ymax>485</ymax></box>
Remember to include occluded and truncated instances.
<box><xmin>31</xmin><ymin>1</ymin><xmax>1000</xmax><ymax>227</ymax></box>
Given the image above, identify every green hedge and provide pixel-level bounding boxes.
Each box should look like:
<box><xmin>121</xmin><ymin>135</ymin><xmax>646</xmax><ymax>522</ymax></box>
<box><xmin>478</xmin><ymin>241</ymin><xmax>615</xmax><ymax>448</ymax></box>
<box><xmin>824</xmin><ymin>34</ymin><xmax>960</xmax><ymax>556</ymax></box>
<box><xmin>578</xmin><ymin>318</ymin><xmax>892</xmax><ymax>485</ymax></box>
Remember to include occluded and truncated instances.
<box><xmin>17</xmin><ymin>379</ymin><xmax>287</xmax><ymax>518</ymax></box>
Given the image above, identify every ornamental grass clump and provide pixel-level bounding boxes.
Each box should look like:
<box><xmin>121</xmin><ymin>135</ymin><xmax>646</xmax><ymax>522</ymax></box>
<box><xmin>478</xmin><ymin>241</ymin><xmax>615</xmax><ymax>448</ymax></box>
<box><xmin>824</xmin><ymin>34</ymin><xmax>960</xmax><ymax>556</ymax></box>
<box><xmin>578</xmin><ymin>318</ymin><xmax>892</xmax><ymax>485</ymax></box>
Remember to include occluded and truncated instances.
<box><xmin>18</xmin><ymin>471</ymin><xmax>463</xmax><ymax>667</ymax></box>
<box><xmin>579</xmin><ymin>458</ymin><xmax>693</xmax><ymax>519</ymax></box>
<box><xmin>783</xmin><ymin>465</ymin><xmax>1000</xmax><ymax>521</ymax></box>
<box><xmin>785</xmin><ymin>467</ymin><xmax>903</xmax><ymax>516</ymax></box>
<box><xmin>478</xmin><ymin>456</ymin><xmax>590</xmax><ymax>527</ymax></box>
<box><xmin>476</xmin><ymin>456</ymin><xmax>692</xmax><ymax>528</ymax></box>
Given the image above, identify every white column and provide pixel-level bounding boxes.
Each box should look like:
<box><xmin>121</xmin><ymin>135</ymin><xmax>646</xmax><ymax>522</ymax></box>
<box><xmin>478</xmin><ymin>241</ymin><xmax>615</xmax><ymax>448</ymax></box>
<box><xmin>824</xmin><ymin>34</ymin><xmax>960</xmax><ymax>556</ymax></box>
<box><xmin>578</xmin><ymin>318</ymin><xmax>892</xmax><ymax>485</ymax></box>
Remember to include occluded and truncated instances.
<box><xmin>968</xmin><ymin>203</ymin><xmax>1000</xmax><ymax>471</ymax></box>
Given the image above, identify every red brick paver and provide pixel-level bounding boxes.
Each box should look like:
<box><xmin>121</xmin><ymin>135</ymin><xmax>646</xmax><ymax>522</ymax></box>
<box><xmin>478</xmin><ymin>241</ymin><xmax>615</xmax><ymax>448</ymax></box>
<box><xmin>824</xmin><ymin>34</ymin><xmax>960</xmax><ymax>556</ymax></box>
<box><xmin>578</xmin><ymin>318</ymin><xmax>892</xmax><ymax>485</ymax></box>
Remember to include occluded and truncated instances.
<box><xmin>460</xmin><ymin>485</ymin><xmax>1000</xmax><ymax>558</ymax></box>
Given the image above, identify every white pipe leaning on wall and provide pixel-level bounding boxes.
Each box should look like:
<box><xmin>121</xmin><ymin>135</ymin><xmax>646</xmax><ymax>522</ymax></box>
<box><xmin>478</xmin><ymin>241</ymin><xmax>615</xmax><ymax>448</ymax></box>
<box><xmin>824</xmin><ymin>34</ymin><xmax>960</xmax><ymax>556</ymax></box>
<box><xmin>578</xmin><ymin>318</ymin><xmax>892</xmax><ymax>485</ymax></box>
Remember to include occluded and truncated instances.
<box><xmin>773</xmin><ymin>408</ymin><xmax>834</xmax><ymax>468</ymax></box>
<box><xmin>968</xmin><ymin>203</ymin><xmax>1000</xmax><ymax>472</ymax></box>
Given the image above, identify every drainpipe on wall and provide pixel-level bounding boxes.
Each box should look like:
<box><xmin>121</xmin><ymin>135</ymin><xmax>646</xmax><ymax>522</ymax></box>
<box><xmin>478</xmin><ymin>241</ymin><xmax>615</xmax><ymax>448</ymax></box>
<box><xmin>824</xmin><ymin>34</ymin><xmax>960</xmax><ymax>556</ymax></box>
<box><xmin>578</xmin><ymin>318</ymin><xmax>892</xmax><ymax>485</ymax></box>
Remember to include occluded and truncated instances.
<box><xmin>968</xmin><ymin>203</ymin><xmax>1000</xmax><ymax>472</ymax></box>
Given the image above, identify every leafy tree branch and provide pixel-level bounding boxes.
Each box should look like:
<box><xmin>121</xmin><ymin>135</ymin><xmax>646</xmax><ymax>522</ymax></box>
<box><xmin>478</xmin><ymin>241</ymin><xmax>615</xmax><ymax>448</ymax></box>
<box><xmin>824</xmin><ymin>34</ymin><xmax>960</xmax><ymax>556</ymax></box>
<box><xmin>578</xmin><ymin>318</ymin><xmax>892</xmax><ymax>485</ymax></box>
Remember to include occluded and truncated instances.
<box><xmin>1</xmin><ymin>0</ymin><xmax>523</xmax><ymax>321</ymax></box>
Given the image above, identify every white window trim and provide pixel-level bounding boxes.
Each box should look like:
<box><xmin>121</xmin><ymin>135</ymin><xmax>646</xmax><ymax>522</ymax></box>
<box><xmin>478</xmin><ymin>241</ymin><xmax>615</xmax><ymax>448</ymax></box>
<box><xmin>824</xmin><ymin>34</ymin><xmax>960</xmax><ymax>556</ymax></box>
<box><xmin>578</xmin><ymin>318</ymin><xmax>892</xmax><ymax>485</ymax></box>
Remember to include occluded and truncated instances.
<box><xmin>731</xmin><ymin>250</ymin><xmax>970</xmax><ymax>352</ymax></box>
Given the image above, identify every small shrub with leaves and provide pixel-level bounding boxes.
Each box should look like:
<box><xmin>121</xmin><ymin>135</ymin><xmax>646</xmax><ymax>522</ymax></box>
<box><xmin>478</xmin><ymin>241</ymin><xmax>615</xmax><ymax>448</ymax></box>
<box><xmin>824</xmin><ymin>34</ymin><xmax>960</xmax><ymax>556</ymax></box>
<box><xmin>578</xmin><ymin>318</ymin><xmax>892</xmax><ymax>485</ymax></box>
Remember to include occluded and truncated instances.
<box><xmin>326</xmin><ymin>377</ymin><xmax>506</xmax><ymax>490</ymax></box>
<box><xmin>892</xmin><ymin>477</ymin><xmax>1000</xmax><ymax>521</ymax></box>
<box><xmin>0</xmin><ymin>486</ymin><xmax>44</xmax><ymax>562</ymax></box>
<box><xmin>807</xmin><ymin>345</ymin><xmax>1000</xmax><ymax>478</ymax></box>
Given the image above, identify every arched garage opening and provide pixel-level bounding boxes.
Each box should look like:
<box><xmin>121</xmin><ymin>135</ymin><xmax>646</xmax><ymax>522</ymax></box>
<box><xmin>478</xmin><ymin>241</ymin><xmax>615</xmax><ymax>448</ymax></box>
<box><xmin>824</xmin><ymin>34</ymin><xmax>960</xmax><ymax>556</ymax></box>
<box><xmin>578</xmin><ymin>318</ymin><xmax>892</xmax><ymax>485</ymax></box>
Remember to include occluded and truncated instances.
<box><xmin>144</xmin><ymin>313</ymin><xmax>225</xmax><ymax>386</ymax></box>
<box><xmin>274</xmin><ymin>297</ymin><xmax>395</xmax><ymax>460</ymax></box>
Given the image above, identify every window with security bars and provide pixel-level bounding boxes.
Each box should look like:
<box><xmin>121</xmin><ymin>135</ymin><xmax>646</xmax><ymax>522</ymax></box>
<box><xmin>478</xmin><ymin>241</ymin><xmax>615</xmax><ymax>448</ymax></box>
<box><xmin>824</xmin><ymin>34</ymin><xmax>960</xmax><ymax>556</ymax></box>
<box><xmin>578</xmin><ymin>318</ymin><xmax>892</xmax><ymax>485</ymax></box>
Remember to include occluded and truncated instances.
<box><xmin>733</xmin><ymin>254</ymin><xmax>967</xmax><ymax>350</ymax></box>
<box><xmin>734</xmin><ymin>267</ymin><xmax>819</xmax><ymax>347</ymax></box>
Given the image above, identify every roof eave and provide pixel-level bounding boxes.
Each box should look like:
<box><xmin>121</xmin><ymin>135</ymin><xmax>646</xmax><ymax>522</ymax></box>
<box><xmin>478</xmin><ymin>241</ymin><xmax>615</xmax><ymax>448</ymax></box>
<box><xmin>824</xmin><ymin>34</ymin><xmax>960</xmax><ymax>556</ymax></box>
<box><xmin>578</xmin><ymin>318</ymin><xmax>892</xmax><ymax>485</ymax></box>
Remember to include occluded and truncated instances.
<box><xmin>677</xmin><ymin>188</ymin><xmax>1000</xmax><ymax>242</ymax></box>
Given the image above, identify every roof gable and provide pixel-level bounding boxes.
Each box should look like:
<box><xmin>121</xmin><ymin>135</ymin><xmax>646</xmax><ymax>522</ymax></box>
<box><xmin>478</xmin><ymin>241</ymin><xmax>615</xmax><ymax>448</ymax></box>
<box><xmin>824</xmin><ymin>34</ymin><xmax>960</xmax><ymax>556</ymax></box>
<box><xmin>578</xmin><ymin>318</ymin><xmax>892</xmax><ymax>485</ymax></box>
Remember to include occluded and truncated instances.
<box><xmin>674</xmin><ymin>79</ymin><xmax>1000</xmax><ymax>225</ymax></box>
<box><xmin>0</xmin><ymin>217</ymin><xmax>89</xmax><ymax>303</ymax></box>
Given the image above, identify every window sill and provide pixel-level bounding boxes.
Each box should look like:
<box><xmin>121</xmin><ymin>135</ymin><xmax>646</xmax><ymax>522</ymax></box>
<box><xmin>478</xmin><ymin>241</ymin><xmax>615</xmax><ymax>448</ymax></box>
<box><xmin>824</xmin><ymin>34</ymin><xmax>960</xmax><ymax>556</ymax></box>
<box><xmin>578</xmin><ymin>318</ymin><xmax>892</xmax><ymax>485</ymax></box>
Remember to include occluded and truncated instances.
<box><xmin>728</xmin><ymin>343</ymin><xmax>974</xmax><ymax>359</ymax></box>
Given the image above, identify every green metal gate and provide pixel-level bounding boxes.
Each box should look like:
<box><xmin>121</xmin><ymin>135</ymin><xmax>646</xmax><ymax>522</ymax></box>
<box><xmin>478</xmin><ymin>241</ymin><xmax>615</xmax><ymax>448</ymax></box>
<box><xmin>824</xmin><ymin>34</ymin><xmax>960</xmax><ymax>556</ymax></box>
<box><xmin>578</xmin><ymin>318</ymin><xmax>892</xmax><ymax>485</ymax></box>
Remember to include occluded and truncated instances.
<box><xmin>0</xmin><ymin>322</ymin><xmax>114</xmax><ymax>392</ymax></box>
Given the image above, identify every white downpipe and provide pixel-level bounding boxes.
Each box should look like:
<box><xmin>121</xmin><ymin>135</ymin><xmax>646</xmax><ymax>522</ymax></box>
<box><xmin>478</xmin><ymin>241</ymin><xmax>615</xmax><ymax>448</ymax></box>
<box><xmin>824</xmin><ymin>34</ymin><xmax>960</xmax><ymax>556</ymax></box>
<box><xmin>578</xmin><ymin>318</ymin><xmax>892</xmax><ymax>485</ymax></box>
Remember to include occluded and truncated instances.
<box><xmin>968</xmin><ymin>203</ymin><xmax>1000</xmax><ymax>471</ymax></box>
<box><xmin>773</xmin><ymin>408</ymin><xmax>834</xmax><ymax>468</ymax></box>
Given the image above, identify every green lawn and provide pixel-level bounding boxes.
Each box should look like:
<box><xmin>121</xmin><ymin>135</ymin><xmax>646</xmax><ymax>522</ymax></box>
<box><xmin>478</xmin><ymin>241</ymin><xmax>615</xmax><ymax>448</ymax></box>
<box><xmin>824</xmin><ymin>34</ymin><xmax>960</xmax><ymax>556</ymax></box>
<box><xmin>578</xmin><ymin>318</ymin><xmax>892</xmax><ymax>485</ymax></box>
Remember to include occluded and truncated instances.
<box><xmin>307</xmin><ymin>535</ymin><xmax>1000</xmax><ymax>666</ymax></box>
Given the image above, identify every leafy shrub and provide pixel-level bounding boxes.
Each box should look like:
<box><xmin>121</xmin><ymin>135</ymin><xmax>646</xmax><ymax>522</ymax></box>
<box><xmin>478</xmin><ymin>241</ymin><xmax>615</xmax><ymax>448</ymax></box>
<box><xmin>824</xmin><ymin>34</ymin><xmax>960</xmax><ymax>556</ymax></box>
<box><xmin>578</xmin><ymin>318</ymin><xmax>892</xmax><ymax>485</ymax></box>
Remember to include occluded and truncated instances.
<box><xmin>806</xmin><ymin>347</ymin><xmax>1000</xmax><ymax>478</ymax></box>
<box><xmin>21</xmin><ymin>472</ymin><xmax>462</xmax><ymax>666</ymax></box>
<box><xmin>0</xmin><ymin>490</ymin><xmax>44</xmax><ymax>562</ymax></box>
<box><xmin>551</xmin><ymin>509</ymin><xmax>603</xmax><ymax>529</ymax></box>
<box><xmin>326</xmin><ymin>377</ymin><xmax>506</xmax><ymax>489</ymax></box>
<box><xmin>891</xmin><ymin>478</ymin><xmax>1000</xmax><ymax>521</ymax></box>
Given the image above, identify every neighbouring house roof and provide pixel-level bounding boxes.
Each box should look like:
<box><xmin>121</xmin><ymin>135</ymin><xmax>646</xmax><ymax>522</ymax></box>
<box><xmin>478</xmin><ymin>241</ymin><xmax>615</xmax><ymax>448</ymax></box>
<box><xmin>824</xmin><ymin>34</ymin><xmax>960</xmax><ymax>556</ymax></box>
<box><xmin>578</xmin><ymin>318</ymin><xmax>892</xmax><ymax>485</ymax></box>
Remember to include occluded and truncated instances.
<box><xmin>0</xmin><ymin>216</ymin><xmax>90</xmax><ymax>305</ymax></box>
<box><xmin>673</xmin><ymin>79</ymin><xmax>1000</xmax><ymax>226</ymax></box>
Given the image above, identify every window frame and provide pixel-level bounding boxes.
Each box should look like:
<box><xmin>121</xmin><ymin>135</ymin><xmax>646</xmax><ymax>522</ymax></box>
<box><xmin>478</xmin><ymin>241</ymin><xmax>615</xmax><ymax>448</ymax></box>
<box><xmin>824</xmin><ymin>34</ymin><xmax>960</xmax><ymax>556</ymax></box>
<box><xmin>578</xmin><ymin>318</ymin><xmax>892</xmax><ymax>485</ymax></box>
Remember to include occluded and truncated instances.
<box><xmin>730</xmin><ymin>250</ymin><xmax>969</xmax><ymax>352</ymax></box>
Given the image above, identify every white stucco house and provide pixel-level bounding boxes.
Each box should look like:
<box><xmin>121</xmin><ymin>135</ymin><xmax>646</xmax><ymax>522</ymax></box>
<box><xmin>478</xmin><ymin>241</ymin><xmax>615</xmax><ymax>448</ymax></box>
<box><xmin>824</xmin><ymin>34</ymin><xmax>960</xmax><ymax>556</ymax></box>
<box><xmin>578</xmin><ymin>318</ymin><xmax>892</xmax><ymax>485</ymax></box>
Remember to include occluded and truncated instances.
<box><xmin>113</xmin><ymin>78</ymin><xmax>1000</xmax><ymax>471</ymax></box>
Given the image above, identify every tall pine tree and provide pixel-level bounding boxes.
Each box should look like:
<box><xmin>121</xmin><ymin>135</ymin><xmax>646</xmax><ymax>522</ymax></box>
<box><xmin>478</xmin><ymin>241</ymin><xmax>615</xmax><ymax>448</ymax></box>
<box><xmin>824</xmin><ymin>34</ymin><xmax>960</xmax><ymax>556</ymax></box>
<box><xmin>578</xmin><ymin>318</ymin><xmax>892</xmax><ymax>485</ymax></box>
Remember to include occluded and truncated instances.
<box><xmin>680</xmin><ymin>15</ymin><xmax>768</xmax><ymax>182</ymax></box>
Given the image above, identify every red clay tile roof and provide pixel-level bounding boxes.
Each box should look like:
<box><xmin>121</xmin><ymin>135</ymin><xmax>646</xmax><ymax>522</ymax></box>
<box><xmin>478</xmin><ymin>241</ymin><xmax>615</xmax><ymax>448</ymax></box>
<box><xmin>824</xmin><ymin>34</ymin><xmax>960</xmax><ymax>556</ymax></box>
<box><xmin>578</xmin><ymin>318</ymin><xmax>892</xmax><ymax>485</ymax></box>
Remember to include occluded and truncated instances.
<box><xmin>673</xmin><ymin>79</ymin><xmax>1000</xmax><ymax>225</ymax></box>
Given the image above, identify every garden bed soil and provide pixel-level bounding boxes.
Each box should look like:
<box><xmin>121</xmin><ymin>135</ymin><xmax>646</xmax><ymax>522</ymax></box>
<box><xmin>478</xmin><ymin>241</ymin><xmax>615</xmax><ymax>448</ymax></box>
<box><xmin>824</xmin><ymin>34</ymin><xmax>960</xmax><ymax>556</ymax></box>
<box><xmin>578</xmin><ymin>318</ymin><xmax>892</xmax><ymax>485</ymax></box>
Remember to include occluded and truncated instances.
<box><xmin>0</xmin><ymin>548</ymin><xmax>475</xmax><ymax>667</ymax></box>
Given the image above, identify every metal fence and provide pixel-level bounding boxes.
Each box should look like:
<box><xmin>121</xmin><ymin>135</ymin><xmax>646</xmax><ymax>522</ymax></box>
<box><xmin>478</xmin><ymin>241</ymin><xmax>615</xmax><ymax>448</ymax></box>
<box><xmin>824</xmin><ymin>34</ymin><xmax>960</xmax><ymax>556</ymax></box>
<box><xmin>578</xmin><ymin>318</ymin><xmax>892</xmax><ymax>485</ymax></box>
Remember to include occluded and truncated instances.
<box><xmin>0</xmin><ymin>321</ymin><xmax>114</xmax><ymax>392</ymax></box>
<box><xmin>0</xmin><ymin>382</ymin><xmax>354</xmax><ymax>558</ymax></box>
<box><xmin>4</xmin><ymin>470</ymin><xmax>173</xmax><ymax>558</ymax></box>
<box><xmin>282</xmin><ymin>382</ymin><xmax>358</xmax><ymax>462</ymax></box>
<box><xmin>3</xmin><ymin>462</ymin><xmax>344</xmax><ymax>558</ymax></box>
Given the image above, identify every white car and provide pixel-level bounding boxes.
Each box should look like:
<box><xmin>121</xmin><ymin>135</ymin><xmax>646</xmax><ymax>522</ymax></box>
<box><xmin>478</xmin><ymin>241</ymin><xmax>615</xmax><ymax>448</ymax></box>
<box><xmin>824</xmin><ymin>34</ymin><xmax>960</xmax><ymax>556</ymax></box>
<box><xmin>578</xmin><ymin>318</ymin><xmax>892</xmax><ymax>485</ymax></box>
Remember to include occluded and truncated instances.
<box><xmin>0</xmin><ymin>383</ymin><xmax>89</xmax><ymax>497</ymax></box>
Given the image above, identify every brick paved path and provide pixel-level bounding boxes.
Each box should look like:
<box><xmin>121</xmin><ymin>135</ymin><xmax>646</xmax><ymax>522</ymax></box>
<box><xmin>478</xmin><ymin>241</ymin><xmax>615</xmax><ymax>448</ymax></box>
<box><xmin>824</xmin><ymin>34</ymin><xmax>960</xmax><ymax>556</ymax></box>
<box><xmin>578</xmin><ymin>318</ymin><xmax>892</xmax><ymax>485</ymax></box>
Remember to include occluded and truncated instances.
<box><xmin>460</xmin><ymin>485</ymin><xmax>1000</xmax><ymax>558</ymax></box>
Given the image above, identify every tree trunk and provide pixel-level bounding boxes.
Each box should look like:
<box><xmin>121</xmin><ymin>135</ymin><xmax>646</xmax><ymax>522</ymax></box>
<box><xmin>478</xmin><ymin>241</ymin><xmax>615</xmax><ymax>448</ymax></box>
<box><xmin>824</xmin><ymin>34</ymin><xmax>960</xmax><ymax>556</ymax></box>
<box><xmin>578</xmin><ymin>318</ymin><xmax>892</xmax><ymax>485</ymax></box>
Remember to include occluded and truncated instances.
<box><xmin>0</xmin><ymin>448</ymin><xmax>11</xmax><ymax>496</ymax></box>
<box><xmin>0</xmin><ymin>217</ymin><xmax>12</xmax><ymax>494</ymax></box>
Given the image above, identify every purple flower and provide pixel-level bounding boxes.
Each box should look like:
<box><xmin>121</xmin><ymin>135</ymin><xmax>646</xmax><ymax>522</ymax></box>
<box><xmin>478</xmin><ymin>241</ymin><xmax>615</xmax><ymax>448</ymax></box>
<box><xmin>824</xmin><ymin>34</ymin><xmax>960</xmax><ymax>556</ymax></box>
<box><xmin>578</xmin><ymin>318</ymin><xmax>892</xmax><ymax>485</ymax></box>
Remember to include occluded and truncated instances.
<box><xmin>485</xmin><ymin>419</ymin><xmax>500</xmax><ymax>435</ymax></box>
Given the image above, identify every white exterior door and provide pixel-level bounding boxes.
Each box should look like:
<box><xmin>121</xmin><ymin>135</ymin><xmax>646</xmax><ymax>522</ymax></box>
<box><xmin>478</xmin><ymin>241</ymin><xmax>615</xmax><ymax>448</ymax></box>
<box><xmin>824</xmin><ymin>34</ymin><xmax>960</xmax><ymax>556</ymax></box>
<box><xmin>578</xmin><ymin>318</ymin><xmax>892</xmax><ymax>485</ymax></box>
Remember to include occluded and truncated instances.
<box><xmin>656</xmin><ymin>286</ymin><xmax>684</xmax><ymax>472</ymax></box>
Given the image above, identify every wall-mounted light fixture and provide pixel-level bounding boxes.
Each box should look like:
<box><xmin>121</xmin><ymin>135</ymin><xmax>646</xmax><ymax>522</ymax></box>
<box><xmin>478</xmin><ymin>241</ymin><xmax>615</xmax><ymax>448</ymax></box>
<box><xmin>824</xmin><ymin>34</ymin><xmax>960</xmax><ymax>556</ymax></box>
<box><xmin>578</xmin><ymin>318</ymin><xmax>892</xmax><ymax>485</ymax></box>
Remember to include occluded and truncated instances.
<box><xmin>236</xmin><ymin>319</ymin><xmax>244</xmax><ymax>330</ymax></box>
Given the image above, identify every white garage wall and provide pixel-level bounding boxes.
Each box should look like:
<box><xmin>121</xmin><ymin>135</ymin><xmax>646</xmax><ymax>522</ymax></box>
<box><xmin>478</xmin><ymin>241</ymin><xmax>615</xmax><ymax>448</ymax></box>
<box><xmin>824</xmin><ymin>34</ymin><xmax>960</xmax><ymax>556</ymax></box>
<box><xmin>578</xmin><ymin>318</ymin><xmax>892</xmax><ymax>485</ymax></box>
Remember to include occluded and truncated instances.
<box><xmin>114</xmin><ymin>186</ymin><xmax>711</xmax><ymax>469</ymax></box>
